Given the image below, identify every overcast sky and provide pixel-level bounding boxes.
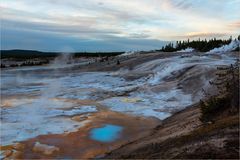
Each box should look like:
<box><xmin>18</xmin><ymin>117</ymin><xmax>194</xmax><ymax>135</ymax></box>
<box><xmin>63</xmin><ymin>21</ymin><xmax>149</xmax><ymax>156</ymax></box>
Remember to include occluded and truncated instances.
<box><xmin>1</xmin><ymin>0</ymin><xmax>240</xmax><ymax>52</ymax></box>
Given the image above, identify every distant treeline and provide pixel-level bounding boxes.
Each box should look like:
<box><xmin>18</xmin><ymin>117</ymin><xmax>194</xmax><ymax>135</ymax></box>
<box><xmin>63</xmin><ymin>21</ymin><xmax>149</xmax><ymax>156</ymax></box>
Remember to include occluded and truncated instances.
<box><xmin>0</xmin><ymin>49</ymin><xmax>124</xmax><ymax>59</ymax></box>
<box><xmin>1</xmin><ymin>50</ymin><xmax>58</xmax><ymax>59</ymax></box>
<box><xmin>159</xmin><ymin>35</ymin><xmax>240</xmax><ymax>52</ymax></box>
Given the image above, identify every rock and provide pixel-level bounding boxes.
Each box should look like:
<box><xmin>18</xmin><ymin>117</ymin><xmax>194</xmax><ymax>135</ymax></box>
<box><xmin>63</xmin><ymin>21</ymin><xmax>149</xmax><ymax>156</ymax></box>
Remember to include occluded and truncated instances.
<box><xmin>13</xmin><ymin>143</ymin><xmax>25</xmax><ymax>150</ymax></box>
<box><xmin>3</xmin><ymin>150</ymin><xmax>13</xmax><ymax>158</ymax></box>
<box><xmin>207</xmin><ymin>121</ymin><xmax>213</xmax><ymax>125</ymax></box>
<box><xmin>9</xmin><ymin>150</ymin><xmax>22</xmax><ymax>158</ymax></box>
<box><xmin>3</xmin><ymin>150</ymin><xmax>22</xmax><ymax>159</ymax></box>
<box><xmin>122</xmin><ymin>98</ymin><xmax>143</xmax><ymax>103</ymax></box>
<box><xmin>33</xmin><ymin>142</ymin><xmax>59</xmax><ymax>155</ymax></box>
<box><xmin>71</xmin><ymin>114</ymin><xmax>89</xmax><ymax>121</ymax></box>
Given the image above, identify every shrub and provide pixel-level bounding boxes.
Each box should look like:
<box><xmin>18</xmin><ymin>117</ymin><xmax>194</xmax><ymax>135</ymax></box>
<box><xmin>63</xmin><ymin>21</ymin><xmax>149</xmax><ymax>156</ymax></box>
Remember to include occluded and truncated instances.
<box><xmin>200</xmin><ymin>97</ymin><xmax>229</xmax><ymax>122</ymax></box>
<box><xmin>200</xmin><ymin>61</ymin><xmax>239</xmax><ymax>122</ymax></box>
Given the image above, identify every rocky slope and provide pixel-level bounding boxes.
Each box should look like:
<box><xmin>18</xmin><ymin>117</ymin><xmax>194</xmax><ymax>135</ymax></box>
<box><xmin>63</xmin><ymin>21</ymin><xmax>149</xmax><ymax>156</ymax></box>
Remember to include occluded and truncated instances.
<box><xmin>104</xmin><ymin>104</ymin><xmax>239</xmax><ymax>159</ymax></box>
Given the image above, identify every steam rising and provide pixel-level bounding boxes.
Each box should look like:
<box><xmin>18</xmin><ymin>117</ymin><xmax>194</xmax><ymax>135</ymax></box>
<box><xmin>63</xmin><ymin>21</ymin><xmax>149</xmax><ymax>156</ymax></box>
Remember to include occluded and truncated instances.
<box><xmin>0</xmin><ymin>53</ymin><xmax>96</xmax><ymax>145</ymax></box>
<box><xmin>51</xmin><ymin>53</ymin><xmax>74</xmax><ymax>67</ymax></box>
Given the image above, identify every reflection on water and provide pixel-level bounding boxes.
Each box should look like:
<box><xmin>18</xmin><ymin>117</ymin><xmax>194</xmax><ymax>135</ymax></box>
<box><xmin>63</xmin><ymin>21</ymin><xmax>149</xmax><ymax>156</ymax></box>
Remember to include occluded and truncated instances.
<box><xmin>90</xmin><ymin>124</ymin><xmax>123</xmax><ymax>142</ymax></box>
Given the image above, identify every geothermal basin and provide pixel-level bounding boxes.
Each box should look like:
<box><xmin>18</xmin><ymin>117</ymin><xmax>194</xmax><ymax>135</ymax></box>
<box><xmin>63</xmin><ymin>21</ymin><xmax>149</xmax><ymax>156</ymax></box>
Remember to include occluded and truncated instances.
<box><xmin>0</xmin><ymin>52</ymin><xmax>237</xmax><ymax>159</ymax></box>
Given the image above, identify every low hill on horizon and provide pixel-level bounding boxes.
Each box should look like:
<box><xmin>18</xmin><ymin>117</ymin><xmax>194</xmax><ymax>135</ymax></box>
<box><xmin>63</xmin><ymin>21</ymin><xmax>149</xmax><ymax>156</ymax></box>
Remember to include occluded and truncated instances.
<box><xmin>0</xmin><ymin>49</ymin><xmax>124</xmax><ymax>59</ymax></box>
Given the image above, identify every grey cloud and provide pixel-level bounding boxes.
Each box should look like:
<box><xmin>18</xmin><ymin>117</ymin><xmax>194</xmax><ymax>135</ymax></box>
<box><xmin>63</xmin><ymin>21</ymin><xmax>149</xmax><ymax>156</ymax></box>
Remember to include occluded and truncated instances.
<box><xmin>1</xmin><ymin>19</ymin><xmax>121</xmax><ymax>39</ymax></box>
<box><xmin>1</xmin><ymin>27</ymin><xmax>168</xmax><ymax>52</ymax></box>
<box><xmin>173</xmin><ymin>32</ymin><xmax>228</xmax><ymax>39</ymax></box>
<box><xmin>168</xmin><ymin>0</ymin><xmax>193</xmax><ymax>10</ymax></box>
<box><xmin>128</xmin><ymin>33</ymin><xmax>151</xmax><ymax>39</ymax></box>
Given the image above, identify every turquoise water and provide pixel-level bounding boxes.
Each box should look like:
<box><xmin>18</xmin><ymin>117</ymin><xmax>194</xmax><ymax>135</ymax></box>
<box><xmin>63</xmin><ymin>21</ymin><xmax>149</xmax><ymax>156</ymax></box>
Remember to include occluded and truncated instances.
<box><xmin>90</xmin><ymin>124</ymin><xmax>123</xmax><ymax>142</ymax></box>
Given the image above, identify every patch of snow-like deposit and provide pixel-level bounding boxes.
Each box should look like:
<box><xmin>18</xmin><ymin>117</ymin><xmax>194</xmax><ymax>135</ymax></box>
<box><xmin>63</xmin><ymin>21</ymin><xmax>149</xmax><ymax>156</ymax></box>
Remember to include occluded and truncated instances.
<box><xmin>208</xmin><ymin>40</ymin><xmax>239</xmax><ymax>53</ymax></box>
<box><xmin>177</xmin><ymin>47</ymin><xmax>195</xmax><ymax>52</ymax></box>
<box><xmin>119</xmin><ymin>51</ymin><xmax>138</xmax><ymax>56</ymax></box>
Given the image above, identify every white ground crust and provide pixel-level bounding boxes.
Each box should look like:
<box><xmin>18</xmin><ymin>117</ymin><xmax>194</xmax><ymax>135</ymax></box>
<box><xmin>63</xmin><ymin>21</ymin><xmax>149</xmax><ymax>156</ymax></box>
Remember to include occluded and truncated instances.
<box><xmin>1</xmin><ymin>98</ymin><xmax>96</xmax><ymax>145</ymax></box>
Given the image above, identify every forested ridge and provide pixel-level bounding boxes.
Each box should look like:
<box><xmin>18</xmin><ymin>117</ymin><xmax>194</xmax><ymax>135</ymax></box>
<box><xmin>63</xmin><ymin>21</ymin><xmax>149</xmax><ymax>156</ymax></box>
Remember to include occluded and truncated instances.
<box><xmin>159</xmin><ymin>35</ymin><xmax>240</xmax><ymax>52</ymax></box>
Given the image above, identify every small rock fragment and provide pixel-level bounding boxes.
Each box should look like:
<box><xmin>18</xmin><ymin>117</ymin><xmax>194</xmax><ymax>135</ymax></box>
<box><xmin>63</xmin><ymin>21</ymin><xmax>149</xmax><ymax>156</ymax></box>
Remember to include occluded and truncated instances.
<box><xmin>3</xmin><ymin>150</ymin><xmax>13</xmax><ymax>158</ymax></box>
<box><xmin>9</xmin><ymin>150</ymin><xmax>22</xmax><ymax>158</ymax></box>
<box><xmin>33</xmin><ymin>142</ymin><xmax>59</xmax><ymax>155</ymax></box>
<box><xmin>13</xmin><ymin>143</ymin><xmax>25</xmax><ymax>150</ymax></box>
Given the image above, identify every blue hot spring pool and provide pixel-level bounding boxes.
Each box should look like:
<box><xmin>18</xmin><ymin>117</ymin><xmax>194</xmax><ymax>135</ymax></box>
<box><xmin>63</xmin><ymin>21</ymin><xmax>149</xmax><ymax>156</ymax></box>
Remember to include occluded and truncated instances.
<box><xmin>89</xmin><ymin>124</ymin><xmax>123</xmax><ymax>142</ymax></box>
